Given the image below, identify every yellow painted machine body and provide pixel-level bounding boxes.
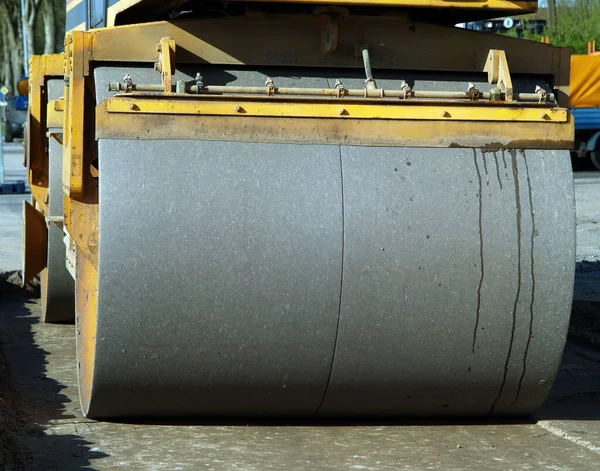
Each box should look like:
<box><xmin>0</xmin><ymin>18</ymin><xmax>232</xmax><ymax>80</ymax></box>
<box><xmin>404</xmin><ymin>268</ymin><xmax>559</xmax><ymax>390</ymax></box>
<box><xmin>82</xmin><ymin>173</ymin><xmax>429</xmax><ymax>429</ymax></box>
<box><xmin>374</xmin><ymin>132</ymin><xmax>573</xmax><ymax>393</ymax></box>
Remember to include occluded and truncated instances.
<box><xmin>24</xmin><ymin>0</ymin><xmax>576</xmax><ymax>419</ymax></box>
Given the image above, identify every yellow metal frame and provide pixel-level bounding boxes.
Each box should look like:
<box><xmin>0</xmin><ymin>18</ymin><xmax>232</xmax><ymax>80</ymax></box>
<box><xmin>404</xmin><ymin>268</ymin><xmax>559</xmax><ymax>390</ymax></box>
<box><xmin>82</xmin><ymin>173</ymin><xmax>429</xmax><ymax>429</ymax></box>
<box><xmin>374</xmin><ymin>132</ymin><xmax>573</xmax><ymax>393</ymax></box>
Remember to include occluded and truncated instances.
<box><xmin>63</xmin><ymin>30</ymin><xmax>99</xmax><ymax>271</ymax></box>
<box><xmin>230</xmin><ymin>0</ymin><xmax>538</xmax><ymax>11</ymax></box>
<box><xmin>47</xmin><ymin>99</ymin><xmax>65</xmax><ymax>128</ymax></box>
<box><xmin>23</xmin><ymin>54</ymin><xmax>64</xmax><ymax>284</ymax></box>
<box><xmin>63</xmin><ymin>31</ymin><xmax>92</xmax><ymax>200</ymax></box>
<box><xmin>106</xmin><ymin>96</ymin><xmax>567</xmax><ymax>123</ymax></box>
<box><xmin>59</xmin><ymin>18</ymin><xmax>572</xmax><ymax>203</ymax></box>
<box><xmin>28</xmin><ymin>54</ymin><xmax>64</xmax><ymax>213</ymax></box>
<box><xmin>104</xmin><ymin>0</ymin><xmax>537</xmax><ymax>28</ymax></box>
<box><xmin>76</xmin><ymin>242</ymin><xmax>98</xmax><ymax>414</ymax></box>
<box><xmin>96</xmin><ymin>100</ymin><xmax>574</xmax><ymax>150</ymax></box>
<box><xmin>86</xmin><ymin>17</ymin><xmax>567</xmax><ymax>88</ymax></box>
<box><xmin>156</xmin><ymin>37</ymin><xmax>176</xmax><ymax>93</ymax></box>
<box><xmin>22</xmin><ymin>200</ymin><xmax>48</xmax><ymax>286</ymax></box>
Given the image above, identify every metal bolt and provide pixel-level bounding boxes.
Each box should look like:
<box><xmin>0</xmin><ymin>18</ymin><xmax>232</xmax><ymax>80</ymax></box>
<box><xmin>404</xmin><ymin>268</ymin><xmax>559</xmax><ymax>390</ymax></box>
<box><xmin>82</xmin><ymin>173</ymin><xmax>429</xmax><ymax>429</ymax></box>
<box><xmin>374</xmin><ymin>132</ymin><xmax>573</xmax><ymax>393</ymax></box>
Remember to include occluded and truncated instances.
<box><xmin>441</xmin><ymin>110</ymin><xmax>450</xmax><ymax>118</ymax></box>
<box><xmin>338</xmin><ymin>108</ymin><xmax>346</xmax><ymax>116</ymax></box>
<box><xmin>235</xmin><ymin>106</ymin><xmax>244</xmax><ymax>113</ymax></box>
<box><xmin>129</xmin><ymin>103</ymin><xmax>137</xmax><ymax>111</ymax></box>
<box><xmin>489</xmin><ymin>87</ymin><xmax>502</xmax><ymax>101</ymax></box>
<box><xmin>540</xmin><ymin>112</ymin><xmax>548</xmax><ymax>119</ymax></box>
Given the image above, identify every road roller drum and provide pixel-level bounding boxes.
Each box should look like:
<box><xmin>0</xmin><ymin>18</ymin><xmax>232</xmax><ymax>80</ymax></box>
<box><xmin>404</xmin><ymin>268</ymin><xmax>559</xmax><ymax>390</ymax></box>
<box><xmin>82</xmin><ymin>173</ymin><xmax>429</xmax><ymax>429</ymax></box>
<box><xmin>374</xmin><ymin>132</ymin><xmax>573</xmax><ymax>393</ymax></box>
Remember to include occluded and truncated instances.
<box><xmin>41</xmin><ymin>79</ymin><xmax>75</xmax><ymax>323</ymax></box>
<box><xmin>23</xmin><ymin>0</ymin><xmax>576</xmax><ymax>419</ymax></box>
<box><xmin>79</xmin><ymin>138</ymin><xmax>574</xmax><ymax>418</ymax></box>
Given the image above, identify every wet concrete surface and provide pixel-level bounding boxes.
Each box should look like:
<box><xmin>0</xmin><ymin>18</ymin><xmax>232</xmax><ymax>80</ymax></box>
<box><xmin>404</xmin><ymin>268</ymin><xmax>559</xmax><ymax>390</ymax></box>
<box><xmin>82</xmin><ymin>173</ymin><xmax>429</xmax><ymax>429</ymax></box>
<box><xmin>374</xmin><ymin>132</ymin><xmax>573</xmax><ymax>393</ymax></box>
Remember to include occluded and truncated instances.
<box><xmin>1</xmin><ymin>143</ymin><xmax>599</xmax><ymax>469</ymax></box>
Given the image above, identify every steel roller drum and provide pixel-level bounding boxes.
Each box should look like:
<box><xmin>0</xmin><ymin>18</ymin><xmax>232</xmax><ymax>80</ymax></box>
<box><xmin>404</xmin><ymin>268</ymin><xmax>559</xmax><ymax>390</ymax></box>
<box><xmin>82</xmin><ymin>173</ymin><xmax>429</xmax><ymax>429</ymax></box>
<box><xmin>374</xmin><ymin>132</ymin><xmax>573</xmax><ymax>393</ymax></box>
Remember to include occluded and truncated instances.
<box><xmin>81</xmin><ymin>66</ymin><xmax>575</xmax><ymax>418</ymax></box>
<box><xmin>81</xmin><ymin>139</ymin><xmax>575</xmax><ymax>418</ymax></box>
<box><xmin>41</xmin><ymin>79</ymin><xmax>75</xmax><ymax>323</ymax></box>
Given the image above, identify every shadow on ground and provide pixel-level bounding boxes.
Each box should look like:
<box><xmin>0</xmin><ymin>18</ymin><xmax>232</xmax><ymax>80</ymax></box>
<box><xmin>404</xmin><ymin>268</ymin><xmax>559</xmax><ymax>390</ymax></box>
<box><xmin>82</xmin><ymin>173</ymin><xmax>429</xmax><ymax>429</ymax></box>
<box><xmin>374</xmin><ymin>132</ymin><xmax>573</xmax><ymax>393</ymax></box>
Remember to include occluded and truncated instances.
<box><xmin>0</xmin><ymin>262</ymin><xmax>599</xmax><ymax>468</ymax></box>
<box><xmin>0</xmin><ymin>271</ymin><xmax>108</xmax><ymax>470</ymax></box>
<box><xmin>537</xmin><ymin>261</ymin><xmax>600</xmax><ymax>421</ymax></box>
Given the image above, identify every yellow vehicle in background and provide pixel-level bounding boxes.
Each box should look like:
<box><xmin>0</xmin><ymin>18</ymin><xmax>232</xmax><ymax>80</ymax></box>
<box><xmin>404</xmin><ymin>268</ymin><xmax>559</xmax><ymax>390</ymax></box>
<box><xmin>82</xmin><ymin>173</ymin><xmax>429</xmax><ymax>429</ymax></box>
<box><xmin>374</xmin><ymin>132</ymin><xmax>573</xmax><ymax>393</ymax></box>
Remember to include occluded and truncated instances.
<box><xmin>570</xmin><ymin>42</ymin><xmax>600</xmax><ymax>170</ymax></box>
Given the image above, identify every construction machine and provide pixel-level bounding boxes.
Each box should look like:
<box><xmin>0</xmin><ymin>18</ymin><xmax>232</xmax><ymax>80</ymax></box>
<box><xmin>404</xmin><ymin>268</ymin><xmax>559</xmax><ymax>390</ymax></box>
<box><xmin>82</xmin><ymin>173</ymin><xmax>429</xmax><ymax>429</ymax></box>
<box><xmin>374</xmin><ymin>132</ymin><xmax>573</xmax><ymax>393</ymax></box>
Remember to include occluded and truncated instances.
<box><xmin>23</xmin><ymin>0</ymin><xmax>575</xmax><ymax>419</ymax></box>
<box><xmin>569</xmin><ymin>42</ymin><xmax>600</xmax><ymax>170</ymax></box>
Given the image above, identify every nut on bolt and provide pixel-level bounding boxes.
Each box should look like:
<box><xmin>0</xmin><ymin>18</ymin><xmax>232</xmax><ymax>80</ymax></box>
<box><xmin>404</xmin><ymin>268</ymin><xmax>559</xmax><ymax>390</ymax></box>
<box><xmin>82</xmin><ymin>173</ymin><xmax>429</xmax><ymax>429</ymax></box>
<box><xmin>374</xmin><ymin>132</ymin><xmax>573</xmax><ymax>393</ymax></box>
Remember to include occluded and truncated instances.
<box><xmin>334</xmin><ymin>79</ymin><xmax>346</xmax><ymax>98</ymax></box>
<box><xmin>489</xmin><ymin>87</ymin><xmax>502</xmax><ymax>101</ymax></box>
<box><xmin>535</xmin><ymin>85</ymin><xmax>547</xmax><ymax>103</ymax></box>
<box><xmin>265</xmin><ymin>77</ymin><xmax>275</xmax><ymax>95</ymax></box>
<box><xmin>400</xmin><ymin>81</ymin><xmax>412</xmax><ymax>99</ymax></box>
<box><xmin>467</xmin><ymin>82</ymin><xmax>480</xmax><ymax>100</ymax></box>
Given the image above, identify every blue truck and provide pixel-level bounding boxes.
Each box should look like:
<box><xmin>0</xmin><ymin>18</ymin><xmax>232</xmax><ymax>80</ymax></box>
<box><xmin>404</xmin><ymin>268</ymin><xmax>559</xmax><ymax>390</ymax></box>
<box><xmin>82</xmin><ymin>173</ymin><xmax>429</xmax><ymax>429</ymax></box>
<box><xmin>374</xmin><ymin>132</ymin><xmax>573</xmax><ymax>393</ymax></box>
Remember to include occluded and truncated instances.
<box><xmin>4</xmin><ymin>93</ymin><xmax>27</xmax><ymax>142</ymax></box>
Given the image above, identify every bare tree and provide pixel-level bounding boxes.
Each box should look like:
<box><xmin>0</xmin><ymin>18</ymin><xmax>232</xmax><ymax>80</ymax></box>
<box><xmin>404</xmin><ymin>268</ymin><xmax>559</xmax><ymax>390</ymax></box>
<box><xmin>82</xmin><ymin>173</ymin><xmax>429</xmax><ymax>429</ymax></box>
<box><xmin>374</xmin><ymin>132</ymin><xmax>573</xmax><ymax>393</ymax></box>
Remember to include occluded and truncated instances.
<box><xmin>43</xmin><ymin>0</ymin><xmax>56</xmax><ymax>54</ymax></box>
<box><xmin>0</xmin><ymin>0</ymin><xmax>25</xmax><ymax>90</ymax></box>
<box><xmin>0</xmin><ymin>0</ymin><xmax>62</xmax><ymax>91</ymax></box>
<box><xmin>22</xmin><ymin>0</ymin><xmax>42</xmax><ymax>65</ymax></box>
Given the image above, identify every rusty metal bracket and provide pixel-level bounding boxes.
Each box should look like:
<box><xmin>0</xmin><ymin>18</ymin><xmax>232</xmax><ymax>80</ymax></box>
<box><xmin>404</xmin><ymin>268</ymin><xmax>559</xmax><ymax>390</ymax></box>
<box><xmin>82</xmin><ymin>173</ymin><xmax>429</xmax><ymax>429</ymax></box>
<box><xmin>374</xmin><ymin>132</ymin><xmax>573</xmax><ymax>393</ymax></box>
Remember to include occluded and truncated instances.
<box><xmin>321</xmin><ymin>15</ymin><xmax>338</xmax><ymax>53</ymax></box>
<box><xmin>484</xmin><ymin>49</ymin><xmax>513</xmax><ymax>102</ymax></box>
<box><xmin>155</xmin><ymin>37</ymin><xmax>176</xmax><ymax>94</ymax></box>
<box><xmin>315</xmin><ymin>7</ymin><xmax>348</xmax><ymax>54</ymax></box>
<box><xmin>46</xmin><ymin>132</ymin><xmax>64</xmax><ymax>146</ymax></box>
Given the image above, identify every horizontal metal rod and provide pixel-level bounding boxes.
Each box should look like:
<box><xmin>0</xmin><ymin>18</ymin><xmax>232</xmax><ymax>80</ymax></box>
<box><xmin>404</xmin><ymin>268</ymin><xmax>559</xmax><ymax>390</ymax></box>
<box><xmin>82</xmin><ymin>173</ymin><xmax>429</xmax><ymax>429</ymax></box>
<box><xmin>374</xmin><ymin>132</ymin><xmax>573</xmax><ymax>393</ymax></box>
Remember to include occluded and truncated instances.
<box><xmin>107</xmin><ymin>82</ymin><xmax>554</xmax><ymax>103</ymax></box>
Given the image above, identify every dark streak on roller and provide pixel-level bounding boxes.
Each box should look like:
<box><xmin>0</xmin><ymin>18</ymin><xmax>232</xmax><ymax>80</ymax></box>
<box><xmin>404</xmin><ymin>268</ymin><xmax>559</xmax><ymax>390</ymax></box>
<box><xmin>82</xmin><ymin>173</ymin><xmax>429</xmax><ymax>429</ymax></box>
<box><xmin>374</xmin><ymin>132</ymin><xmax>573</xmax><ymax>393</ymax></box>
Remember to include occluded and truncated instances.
<box><xmin>514</xmin><ymin>151</ymin><xmax>536</xmax><ymax>403</ymax></box>
<box><xmin>502</xmin><ymin>151</ymin><xmax>507</xmax><ymax>169</ymax></box>
<box><xmin>493</xmin><ymin>153</ymin><xmax>503</xmax><ymax>189</ymax></box>
<box><xmin>482</xmin><ymin>153</ymin><xmax>488</xmax><ymax>176</ymax></box>
<box><xmin>489</xmin><ymin>151</ymin><xmax>522</xmax><ymax>415</ymax></box>
<box><xmin>316</xmin><ymin>145</ymin><xmax>344</xmax><ymax>414</ymax></box>
<box><xmin>472</xmin><ymin>149</ymin><xmax>485</xmax><ymax>354</ymax></box>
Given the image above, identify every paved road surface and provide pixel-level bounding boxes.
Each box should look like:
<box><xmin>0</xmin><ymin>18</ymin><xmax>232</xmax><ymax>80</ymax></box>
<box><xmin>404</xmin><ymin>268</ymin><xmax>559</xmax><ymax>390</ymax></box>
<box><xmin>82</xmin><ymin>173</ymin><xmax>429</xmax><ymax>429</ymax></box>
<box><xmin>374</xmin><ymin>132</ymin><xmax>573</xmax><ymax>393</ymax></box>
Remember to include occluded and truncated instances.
<box><xmin>1</xmin><ymin>143</ymin><xmax>599</xmax><ymax>470</ymax></box>
<box><xmin>575</xmin><ymin>172</ymin><xmax>600</xmax><ymax>262</ymax></box>
<box><xmin>0</xmin><ymin>142</ymin><xmax>28</xmax><ymax>270</ymax></box>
